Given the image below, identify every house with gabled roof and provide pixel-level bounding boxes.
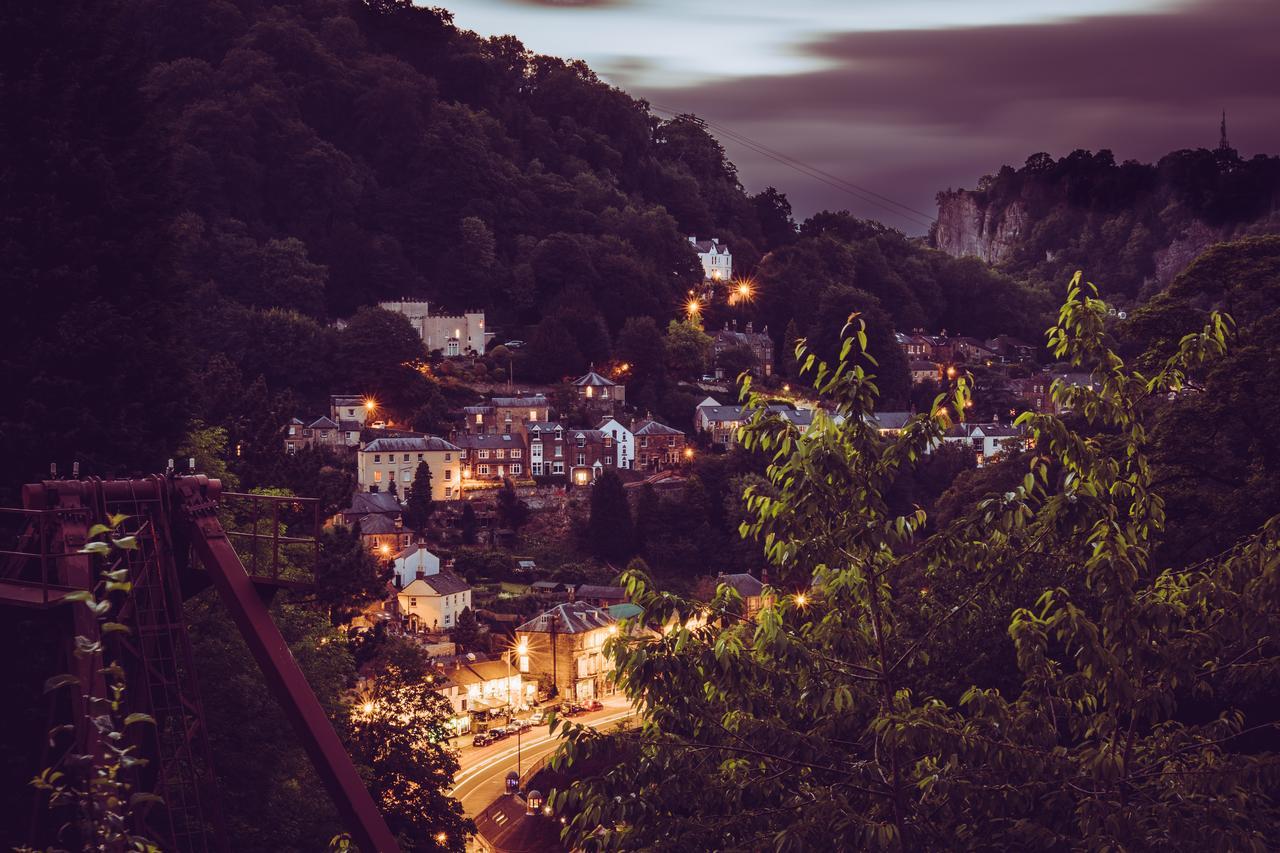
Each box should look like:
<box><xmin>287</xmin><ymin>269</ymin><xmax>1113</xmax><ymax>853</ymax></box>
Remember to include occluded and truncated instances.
<box><xmin>514</xmin><ymin>601</ymin><xmax>618</xmax><ymax>700</ymax></box>
<box><xmin>632</xmin><ymin>418</ymin><xmax>687</xmax><ymax>470</ymax></box>
<box><xmin>596</xmin><ymin>417</ymin><xmax>634</xmax><ymax>470</ymax></box>
<box><xmin>454</xmin><ymin>433</ymin><xmax>527</xmax><ymax>487</ymax></box>
<box><xmin>398</xmin><ymin>567</ymin><xmax>471</xmax><ymax>633</ymax></box>
<box><xmin>572</xmin><ymin>369</ymin><xmax>625</xmax><ymax>416</ymax></box>
<box><xmin>526</xmin><ymin>422</ymin><xmax>567</xmax><ymax>478</ymax></box>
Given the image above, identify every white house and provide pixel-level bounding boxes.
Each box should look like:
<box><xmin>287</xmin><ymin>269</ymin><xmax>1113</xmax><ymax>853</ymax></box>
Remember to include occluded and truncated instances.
<box><xmin>595</xmin><ymin>417</ymin><xmax>634</xmax><ymax>470</ymax></box>
<box><xmin>398</xmin><ymin>569</ymin><xmax>471</xmax><ymax>633</ymax></box>
<box><xmin>440</xmin><ymin>660</ymin><xmax>531</xmax><ymax>716</ymax></box>
<box><xmin>940</xmin><ymin>423</ymin><xmax>1028</xmax><ymax>465</ymax></box>
<box><xmin>378</xmin><ymin>299</ymin><xmax>488</xmax><ymax>356</ymax></box>
<box><xmin>689</xmin><ymin>236</ymin><xmax>732</xmax><ymax>281</ymax></box>
<box><xmin>392</xmin><ymin>543</ymin><xmax>440</xmax><ymax>587</ymax></box>
<box><xmin>358</xmin><ymin>436</ymin><xmax>462</xmax><ymax>501</ymax></box>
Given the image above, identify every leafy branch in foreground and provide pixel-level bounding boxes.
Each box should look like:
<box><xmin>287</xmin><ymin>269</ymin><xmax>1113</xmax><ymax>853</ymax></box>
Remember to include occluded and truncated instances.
<box><xmin>23</xmin><ymin>515</ymin><xmax>161</xmax><ymax>853</ymax></box>
<box><xmin>550</xmin><ymin>272</ymin><xmax>1280</xmax><ymax>851</ymax></box>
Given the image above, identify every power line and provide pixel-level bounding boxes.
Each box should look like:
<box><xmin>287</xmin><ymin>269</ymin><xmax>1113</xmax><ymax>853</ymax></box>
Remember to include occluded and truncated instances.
<box><xmin>647</xmin><ymin>104</ymin><xmax>935</xmax><ymax>229</ymax></box>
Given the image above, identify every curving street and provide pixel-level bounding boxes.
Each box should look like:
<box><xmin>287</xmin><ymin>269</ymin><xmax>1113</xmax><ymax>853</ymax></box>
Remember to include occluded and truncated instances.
<box><xmin>450</xmin><ymin>695</ymin><xmax>635</xmax><ymax>816</ymax></box>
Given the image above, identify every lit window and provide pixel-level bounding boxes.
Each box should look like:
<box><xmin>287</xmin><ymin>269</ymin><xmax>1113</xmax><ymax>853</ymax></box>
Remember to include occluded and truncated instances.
<box><xmin>475</xmin><ymin>413</ymin><xmax>483</xmax><ymax>424</ymax></box>
<box><xmin>529</xmin><ymin>409</ymin><xmax>537</xmax><ymax>420</ymax></box>
<box><xmin>495</xmin><ymin>450</ymin><xmax>505</xmax><ymax>460</ymax></box>
<box><xmin>519</xmin><ymin>655</ymin><xmax>529</xmax><ymax>673</ymax></box>
<box><xmin>374</xmin><ymin>470</ymin><xmax>383</xmax><ymax>482</ymax></box>
<box><xmin>511</xmin><ymin>450</ymin><xmax>521</xmax><ymax>459</ymax></box>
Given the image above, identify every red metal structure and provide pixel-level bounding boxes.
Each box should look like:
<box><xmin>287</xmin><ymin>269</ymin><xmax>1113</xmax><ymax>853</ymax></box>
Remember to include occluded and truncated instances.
<box><xmin>0</xmin><ymin>475</ymin><xmax>399</xmax><ymax>852</ymax></box>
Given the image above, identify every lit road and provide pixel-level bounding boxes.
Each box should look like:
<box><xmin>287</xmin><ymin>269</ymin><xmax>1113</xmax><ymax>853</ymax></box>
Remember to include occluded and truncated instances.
<box><xmin>450</xmin><ymin>696</ymin><xmax>635</xmax><ymax>816</ymax></box>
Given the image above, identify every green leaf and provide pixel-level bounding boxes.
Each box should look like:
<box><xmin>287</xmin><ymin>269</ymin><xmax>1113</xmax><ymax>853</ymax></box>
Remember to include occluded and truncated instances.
<box><xmin>87</xmin><ymin>523</ymin><xmax>112</xmax><ymax>539</ymax></box>
<box><xmin>79</xmin><ymin>541</ymin><xmax>110</xmax><ymax>555</ymax></box>
<box><xmin>113</xmin><ymin>535</ymin><xmax>138</xmax><ymax>550</ymax></box>
<box><xmin>124</xmin><ymin>713</ymin><xmax>156</xmax><ymax>727</ymax></box>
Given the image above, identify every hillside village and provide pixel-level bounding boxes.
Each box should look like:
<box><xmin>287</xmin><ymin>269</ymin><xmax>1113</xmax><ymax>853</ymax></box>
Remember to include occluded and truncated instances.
<box><xmin>276</xmin><ymin>236</ymin><xmax>1106</xmax><ymax>749</ymax></box>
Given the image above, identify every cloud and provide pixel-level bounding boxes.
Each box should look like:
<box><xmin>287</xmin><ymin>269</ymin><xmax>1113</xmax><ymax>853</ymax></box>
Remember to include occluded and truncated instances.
<box><xmin>632</xmin><ymin>0</ymin><xmax>1280</xmax><ymax>231</ymax></box>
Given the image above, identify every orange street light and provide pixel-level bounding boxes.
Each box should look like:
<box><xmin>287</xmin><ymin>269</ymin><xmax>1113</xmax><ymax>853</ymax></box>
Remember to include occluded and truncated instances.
<box><xmin>379</xmin><ymin>543</ymin><xmax>391</xmax><ymax>557</ymax></box>
<box><xmin>685</xmin><ymin>297</ymin><xmax>702</xmax><ymax>319</ymax></box>
<box><xmin>364</xmin><ymin>398</ymin><xmax>377</xmax><ymax>412</ymax></box>
<box><xmin>683</xmin><ymin>447</ymin><xmax>694</xmax><ymax>460</ymax></box>
<box><xmin>794</xmin><ymin>593</ymin><xmax>808</xmax><ymax>608</ymax></box>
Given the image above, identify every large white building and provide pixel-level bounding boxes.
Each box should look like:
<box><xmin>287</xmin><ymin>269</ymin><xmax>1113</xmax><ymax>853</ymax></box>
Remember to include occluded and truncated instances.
<box><xmin>689</xmin><ymin>236</ymin><xmax>732</xmax><ymax>281</ymax></box>
<box><xmin>358</xmin><ymin>436</ymin><xmax>462</xmax><ymax>501</ymax></box>
<box><xmin>378</xmin><ymin>299</ymin><xmax>488</xmax><ymax>356</ymax></box>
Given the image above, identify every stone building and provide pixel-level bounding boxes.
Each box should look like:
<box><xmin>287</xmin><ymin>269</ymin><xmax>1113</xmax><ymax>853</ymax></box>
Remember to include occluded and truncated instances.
<box><xmin>514</xmin><ymin>601</ymin><xmax>617</xmax><ymax>701</ymax></box>
<box><xmin>378</xmin><ymin>298</ymin><xmax>488</xmax><ymax>356</ymax></box>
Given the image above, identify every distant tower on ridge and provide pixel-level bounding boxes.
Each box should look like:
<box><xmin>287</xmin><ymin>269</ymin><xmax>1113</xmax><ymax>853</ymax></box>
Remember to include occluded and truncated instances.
<box><xmin>1218</xmin><ymin>110</ymin><xmax>1231</xmax><ymax>151</ymax></box>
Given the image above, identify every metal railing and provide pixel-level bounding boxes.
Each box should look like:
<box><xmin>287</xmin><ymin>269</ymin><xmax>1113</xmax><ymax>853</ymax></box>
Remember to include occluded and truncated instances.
<box><xmin>0</xmin><ymin>506</ymin><xmax>82</xmax><ymax>607</ymax></box>
<box><xmin>221</xmin><ymin>492</ymin><xmax>321</xmax><ymax>586</ymax></box>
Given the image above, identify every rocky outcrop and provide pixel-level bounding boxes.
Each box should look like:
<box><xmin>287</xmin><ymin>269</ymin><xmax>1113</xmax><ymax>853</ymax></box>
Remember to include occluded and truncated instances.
<box><xmin>931</xmin><ymin>190</ymin><xmax>1028</xmax><ymax>265</ymax></box>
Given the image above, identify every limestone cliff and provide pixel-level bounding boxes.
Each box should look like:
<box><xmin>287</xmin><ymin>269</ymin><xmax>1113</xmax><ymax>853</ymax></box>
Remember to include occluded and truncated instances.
<box><xmin>932</xmin><ymin>190</ymin><xmax>1028</xmax><ymax>266</ymax></box>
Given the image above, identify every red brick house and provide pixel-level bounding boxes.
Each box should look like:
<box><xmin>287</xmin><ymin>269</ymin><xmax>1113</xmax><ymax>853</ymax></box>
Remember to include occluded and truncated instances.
<box><xmin>632</xmin><ymin>418</ymin><xmax>687</xmax><ymax>470</ymax></box>
<box><xmin>454</xmin><ymin>432</ymin><xmax>528</xmax><ymax>487</ymax></box>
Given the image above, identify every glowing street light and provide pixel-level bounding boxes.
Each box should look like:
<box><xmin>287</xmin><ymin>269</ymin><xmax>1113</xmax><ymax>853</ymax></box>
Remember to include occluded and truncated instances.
<box><xmin>360</xmin><ymin>701</ymin><xmax>375</xmax><ymax>717</ymax></box>
<box><xmin>378</xmin><ymin>543</ymin><xmax>391</xmax><ymax>557</ymax></box>
<box><xmin>364</xmin><ymin>398</ymin><xmax>377</xmax><ymax>413</ymax></box>
<box><xmin>685</xmin><ymin>297</ymin><xmax>702</xmax><ymax>321</ymax></box>
<box><xmin>794</xmin><ymin>593</ymin><xmax>808</xmax><ymax>608</ymax></box>
<box><xmin>683</xmin><ymin>447</ymin><xmax>694</xmax><ymax>461</ymax></box>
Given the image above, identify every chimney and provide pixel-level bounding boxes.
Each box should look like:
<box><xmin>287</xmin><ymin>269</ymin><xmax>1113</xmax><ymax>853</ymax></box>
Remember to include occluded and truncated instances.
<box><xmin>760</xmin><ymin>567</ymin><xmax>769</xmax><ymax>587</ymax></box>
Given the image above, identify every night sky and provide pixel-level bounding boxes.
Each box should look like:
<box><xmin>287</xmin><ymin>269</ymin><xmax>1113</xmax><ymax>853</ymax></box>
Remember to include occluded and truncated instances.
<box><xmin>448</xmin><ymin>0</ymin><xmax>1280</xmax><ymax>234</ymax></box>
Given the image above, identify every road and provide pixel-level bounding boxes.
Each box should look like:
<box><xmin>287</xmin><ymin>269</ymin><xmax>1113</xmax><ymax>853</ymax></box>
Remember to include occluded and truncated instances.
<box><xmin>450</xmin><ymin>695</ymin><xmax>634</xmax><ymax>816</ymax></box>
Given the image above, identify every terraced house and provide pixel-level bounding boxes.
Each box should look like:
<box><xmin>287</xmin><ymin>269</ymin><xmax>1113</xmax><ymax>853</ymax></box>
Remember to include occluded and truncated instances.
<box><xmin>454</xmin><ymin>432</ymin><xmax>527</xmax><ymax>487</ymax></box>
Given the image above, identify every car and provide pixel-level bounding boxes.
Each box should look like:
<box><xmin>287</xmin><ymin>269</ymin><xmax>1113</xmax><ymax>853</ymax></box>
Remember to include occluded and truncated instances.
<box><xmin>529</xmin><ymin>710</ymin><xmax>545</xmax><ymax>725</ymax></box>
<box><xmin>514</xmin><ymin>720</ymin><xmax>533</xmax><ymax>733</ymax></box>
<box><xmin>472</xmin><ymin>732</ymin><xmax>494</xmax><ymax>748</ymax></box>
<box><xmin>504</xmin><ymin>340</ymin><xmax>525</xmax><ymax>349</ymax></box>
<box><xmin>489</xmin><ymin>727</ymin><xmax>511</xmax><ymax>741</ymax></box>
<box><xmin>700</xmin><ymin>374</ymin><xmax>716</xmax><ymax>382</ymax></box>
<box><xmin>587</xmin><ymin>700</ymin><xmax>604</xmax><ymax>712</ymax></box>
<box><xmin>559</xmin><ymin>703</ymin><xmax>581</xmax><ymax>717</ymax></box>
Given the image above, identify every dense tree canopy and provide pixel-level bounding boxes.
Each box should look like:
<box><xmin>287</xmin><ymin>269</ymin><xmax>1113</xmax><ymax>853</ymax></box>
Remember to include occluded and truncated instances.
<box><xmin>553</xmin><ymin>277</ymin><xmax>1280</xmax><ymax>851</ymax></box>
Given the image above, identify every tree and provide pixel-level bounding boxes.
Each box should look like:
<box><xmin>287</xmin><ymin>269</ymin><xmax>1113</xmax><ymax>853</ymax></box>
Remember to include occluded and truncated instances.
<box><xmin>403</xmin><ymin>461</ymin><xmax>434</xmax><ymax>534</ymax></box>
<box><xmin>350</xmin><ymin>641</ymin><xmax>474</xmax><ymax>851</ymax></box>
<box><xmin>556</xmin><ymin>275</ymin><xmax>1280</xmax><ymax>851</ymax></box>
<box><xmin>665</xmin><ymin>318</ymin><xmax>712</xmax><ymax>379</ymax></box>
<box><xmin>615</xmin><ymin>316</ymin><xmax>667</xmax><ymax>412</ymax></box>
<box><xmin>314</xmin><ymin>524</ymin><xmax>389</xmax><ymax>625</ymax></box>
<box><xmin>495</xmin><ymin>478</ymin><xmax>529</xmax><ymax>533</ymax></box>
<box><xmin>451</xmin><ymin>606</ymin><xmax>481</xmax><ymax>652</ymax></box>
<box><xmin>458</xmin><ymin>501</ymin><xmax>479</xmax><ymax>546</ymax></box>
<box><xmin>586</xmin><ymin>470</ymin><xmax>634</xmax><ymax>563</ymax></box>
<box><xmin>715</xmin><ymin>341</ymin><xmax>757</xmax><ymax>379</ymax></box>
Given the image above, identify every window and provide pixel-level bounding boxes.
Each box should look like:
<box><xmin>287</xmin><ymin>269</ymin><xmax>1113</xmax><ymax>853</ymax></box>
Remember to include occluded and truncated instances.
<box><xmin>576</xmin><ymin>453</ymin><xmax>586</xmax><ymax>466</ymax></box>
<box><xmin>640</xmin><ymin>436</ymin><xmax>648</xmax><ymax>447</ymax></box>
<box><xmin>478</xmin><ymin>464</ymin><xmax>490</xmax><ymax>476</ymax></box>
<box><xmin>554</xmin><ymin>446</ymin><xmax>563</xmax><ymax>458</ymax></box>
<box><xmin>444</xmin><ymin>487</ymin><xmax>452</xmax><ymax>499</ymax></box>
<box><xmin>373</xmin><ymin>454</ymin><xmax>381</xmax><ymax>463</ymax></box>
<box><xmin>532</xmin><ymin>462</ymin><xmax>543</xmax><ymax>475</ymax></box>
<box><xmin>409</xmin><ymin>598</ymin><xmax>417</xmax><ymax>606</ymax></box>
<box><xmin>529</xmin><ymin>409</ymin><xmax>537</xmax><ymax>420</ymax></box>
<box><xmin>512</xmin><ymin>464</ymin><xmax>522</xmax><ymax>475</ymax></box>
<box><xmin>577</xmin><ymin>436</ymin><xmax>585</xmax><ymax>448</ymax></box>
<box><xmin>669</xmin><ymin>437</ymin><xmax>676</xmax><ymax>447</ymax></box>
<box><xmin>417</xmin><ymin>453</ymin><xmax>423</xmax><ymax>461</ymax></box>
<box><xmin>495</xmin><ymin>449</ymin><xmax>505</xmax><ymax>460</ymax></box>
<box><xmin>475</xmin><ymin>413</ymin><xmax>483</xmax><ymax>425</ymax></box>
<box><xmin>288</xmin><ymin>426</ymin><xmax>296</xmax><ymax>436</ymax></box>
<box><xmin>511</xmin><ymin>449</ymin><xmax>522</xmax><ymax>459</ymax></box>
<box><xmin>374</xmin><ymin>471</ymin><xmax>383</xmax><ymax>482</ymax></box>
<box><xmin>479</xmin><ymin>450</ymin><xmax>489</xmax><ymax>460</ymax></box>
<box><xmin>401</xmin><ymin>471</ymin><xmax>411</xmax><ymax>482</ymax></box>
<box><xmin>553</xmin><ymin>462</ymin><xmax>564</xmax><ymax>474</ymax></box>
<box><xmin>519</xmin><ymin>655</ymin><xmax>529</xmax><ymax>673</ymax></box>
<box><xmin>445</xmin><ymin>453</ymin><xmax>452</xmax><ymax>461</ymax></box>
<box><xmin>605</xmin><ymin>456</ymin><xmax>613</xmax><ymax>465</ymax></box>
<box><xmin>604</xmin><ymin>437</ymin><xmax>613</xmax><ymax>448</ymax></box>
<box><xmin>443</xmin><ymin>469</ymin><xmax>452</xmax><ymax>480</ymax></box>
<box><xmin>403</xmin><ymin>454</ymin><xmax>410</xmax><ymax>462</ymax></box>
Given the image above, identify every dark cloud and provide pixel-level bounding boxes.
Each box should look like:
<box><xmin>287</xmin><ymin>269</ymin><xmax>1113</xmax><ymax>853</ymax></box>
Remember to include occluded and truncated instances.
<box><xmin>632</xmin><ymin>0</ymin><xmax>1280</xmax><ymax>232</ymax></box>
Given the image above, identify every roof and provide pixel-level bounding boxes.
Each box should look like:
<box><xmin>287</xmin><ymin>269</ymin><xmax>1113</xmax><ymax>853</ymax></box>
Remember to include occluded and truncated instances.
<box><xmin>516</xmin><ymin>601</ymin><xmax>615</xmax><ymax>634</ymax></box>
<box><xmin>402</xmin><ymin>569</ymin><xmax>470</xmax><ymax>596</ymax></box>
<box><xmin>607</xmin><ymin>602</ymin><xmax>644</xmax><ymax>621</ymax></box>
<box><xmin>699</xmin><ymin>405</ymin><xmax>746</xmax><ymax>424</ymax></box>
<box><xmin>714</xmin><ymin>328</ymin><xmax>770</xmax><ymax>346</ymax></box>
<box><xmin>446</xmin><ymin>659</ymin><xmax>514</xmax><ymax>686</ymax></box>
<box><xmin>341</xmin><ymin>491</ymin><xmax>403</xmax><ymax>517</ymax></box>
<box><xmin>530</xmin><ymin>581</ymin><xmax>565</xmax><ymax>591</ymax></box>
<box><xmin>462</xmin><ymin>405</ymin><xmax>493</xmax><ymax>415</ymax></box>
<box><xmin>308</xmin><ymin>416</ymin><xmax>338</xmax><ymax>429</ymax></box>
<box><xmin>357</xmin><ymin>514</ymin><xmax>398</xmax><ymax>535</ymax></box>
<box><xmin>575</xmin><ymin>584</ymin><xmax>626</xmax><ymax>601</ymax></box>
<box><xmin>633</xmin><ymin>418</ymin><xmax>684</xmax><ymax>437</ymax></box>
<box><xmin>568</xmin><ymin>429</ymin><xmax>609</xmax><ymax>445</ymax></box>
<box><xmin>338</xmin><ymin>419</ymin><xmax>363</xmax><ymax>432</ymax></box>
<box><xmin>869</xmin><ymin>411</ymin><xmax>913</xmax><ymax>431</ymax></box>
<box><xmin>330</xmin><ymin>394</ymin><xmax>365</xmax><ymax>407</ymax></box>
<box><xmin>453</xmin><ymin>433</ymin><xmax>525</xmax><ymax>450</ymax></box>
<box><xmin>690</xmin><ymin>237</ymin><xmax>728</xmax><ymax>254</ymax></box>
<box><xmin>490</xmin><ymin>395</ymin><xmax>548</xmax><ymax>407</ymax></box>
<box><xmin>527</xmin><ymin>421</ymin><xmax>564</xmax><ymax>434</ymax></box>
<box><xmin>362</xmin><ymin>436</ymin><xmax>460</xmax><ymax>453</ymax></box>
<box><xmin>572</xmin><ymin>371</ymin><xmax>617</xmax><ymax>388</ymax></box>
<box><xmin>473</xmin><ymin>794</ymin><xmax>562</xmax><ymax>853</ymax></box>
<box><xmin>717</xmin><ymin>572</ymin><xmax>764</xmax><ymax>598</ymax></box>
<box><xmin>773</xmin><ymin>407</ymin><xmax>813</xmax><ymax>428</ymax></box>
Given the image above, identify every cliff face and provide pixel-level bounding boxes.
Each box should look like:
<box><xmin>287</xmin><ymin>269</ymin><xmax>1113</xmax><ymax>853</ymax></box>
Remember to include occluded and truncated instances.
<box><xmin>932</xmin><ymin>190</ymin><xmax>1028</xmax><ymax>266</ymax></box>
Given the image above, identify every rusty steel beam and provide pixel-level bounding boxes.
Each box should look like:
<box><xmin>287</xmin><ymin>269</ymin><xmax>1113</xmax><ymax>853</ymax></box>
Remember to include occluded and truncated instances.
<box><xmin>172</xmin><ymin>480</ymin><xmax>400</xmax><ymax>852</ymax></box>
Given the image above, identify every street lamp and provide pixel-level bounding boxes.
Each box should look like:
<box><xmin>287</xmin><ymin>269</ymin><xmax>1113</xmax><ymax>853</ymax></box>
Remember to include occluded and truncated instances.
<box><xmin>685</xmin><ymin>297</ymin><xmax>702</xmax><ymax>322</ymax></box>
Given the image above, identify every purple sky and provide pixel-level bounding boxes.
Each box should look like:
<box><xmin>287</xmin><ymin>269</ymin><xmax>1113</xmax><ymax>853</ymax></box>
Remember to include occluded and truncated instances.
<box><xmin>448</xmin><ymin>0</ymin><xmax>1280</xmax><ymax>234</ymax></box>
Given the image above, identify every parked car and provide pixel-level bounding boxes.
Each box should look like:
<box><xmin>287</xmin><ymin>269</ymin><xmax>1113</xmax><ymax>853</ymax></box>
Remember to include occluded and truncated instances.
<box><xmin>490</xmin><ymin>727</ymin><xmax>511</xmax><ymax>741</ymax></box>
<box><xmin>529</xmin><ymin>709</ymin><xmax>545</xmax><ymax>725</ymax></box>
<box><xmin>559</xmin><ymin>703</ymin><xmax>581</xmax><ymax>717</ymax></box>
<box><xmin>472</xmin><ymin>732</ymin><xmax>494</xmax><ymax>748</ymax></box>
<box><xmin>504</xmin><ymin>340</ymin><xmax>525</xmax><ymax>349</ymax></box>
<box><xmin>587</xmin><ymin>700</ymin><xmax>603</xmax><ymax>712</ymax></box>
<box><xmin>514</xmin><ymin>720</ymin><xmax>533</xmax><ymax>733</ymax></box>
